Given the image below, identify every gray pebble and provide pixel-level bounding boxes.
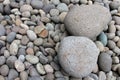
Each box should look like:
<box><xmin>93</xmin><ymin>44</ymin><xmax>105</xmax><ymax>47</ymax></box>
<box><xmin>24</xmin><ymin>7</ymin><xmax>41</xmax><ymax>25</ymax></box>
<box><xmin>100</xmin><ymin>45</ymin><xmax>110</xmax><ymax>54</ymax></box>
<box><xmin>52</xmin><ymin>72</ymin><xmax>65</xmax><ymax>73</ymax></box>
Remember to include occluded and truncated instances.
<box><xmin>0</xmin><ymin>65</ymin><xmax>9</xmax><ymax>76</ymax></box>
<box><xmin>39</xmin><ymin>52</ymin><xmax>48</xmax><ymax>64</ymax></box>
<box><xmin>51</xmin><ymin>0</ymin><xmax>60</xmax><ymax>5</ymax></box>
<box><xmin>29</xmin><ymin>76</ymin><xmax>42</xmax><ymax>80</ymax></box>
<box><xmin>50</xmin><ymin>9</ymin><xmax>59</xmax><ymax>16</ymax></box>
<box><xmin>55</xmin><ymin>71</ymin><xmax>64</xmax><ymax>78</ymax></box>
<box><xmin>0</xmin><ymin>24</ymin><xmax>5</xmax><ymax>36</ymax></box>
<box><xmin>0</xmin><ymin>3</ymin><xmax>3</xmax><ymax>13</ymax></box>
<box><xmin>4</xmin><ymin>4</ymin><xmax>11</xmax><ymax>14</ymax></box>
<box><xmin>44</xmin><ymin>73</ymin><xmax>55</xmax><ymax>80</ymax></box>
<box><xmin>29</xmin><ymin>66</ymin><xmax>39</xmax><ymax>77</ymax></box>
<box><xmin>27</xmin><ymin>30</ymin><xmax>37</xmax><ymax>41</ymax></box>
<box><xmin>61</xmin><ymin>0</ymin><xmax>70</xmax><ymax>4</ymax></box>
<box><xmin>31</xmin><ymin>0</ymin><xmax>43</xmax><ymax>9</ymax></box>
<box><xmin>18</xmin><ymin>55</ymin><xmax>25</xmax><ymax>62</ymax></box>
<box><xmin>6</xmin><ymin>56</ymin><xmax>17</xmax><ymax>68</ymax></box>
<box><xmin>0</xmin><ymin>56</ymin><xmax>5</xmax><ymax>66</ymax></box>
<box><xmin>107</xmin><ymin>40</ymin><xmax>116</xmax><ymax>50</ymax></box>
<box><xmin>113</xmin><ymin>16</ymin><xmax>120</xmax><ymax>25</ymax></box>
<box><xmin>46</xmin><ymin>23</ymin><xmax>54</xmax><ymax>31</ymax></box>
<box><xmin>36</xmin><ymin>63</ymin><xmax>46</xmax><ymax>75</ymax></box>
<box><xmin>20</xmin><ymin>4</ymin><xmax>33</xmax><ymax>12</ymax></box>
<box><xmin>110</xmin><ymin>1</ymin><xmax>120</xmax><ymax>9</ymax></box>
<box><xmin>113</xmin><ymin>46</ymin><xmax>120</xmax><ymax>55</ymax></box>
<box><xmin>42</xmin><ymin>4</ymin><xmax>55</xmax><ymax>13</ymax></box>
<box><xmin>22</xmin><ymin>11</ymin><xmax>31</xmax><ymax>18</ymax></box>
<box><xmin>57</xmin><ymin>3</ymin><xmax>68</xmax><ymax>12</ymax></box>
<box><xmin>70</xmin><ymin>0</ymin><xmax>79</xmax><ymax>3</ymax></box>
<box><xmin>6</xmin><ymin>32</ymin><xmax>16</xmax><ymax>43</ymax></box>
<box><xmin>15</xmin><ymin>60</ymin><xmax>25</xmax><ymax>72</ymax></box>
<box><xmin>18</xmin><ymin>48</ymin><xmax>26</xmax><ymax>56</ymax></box>
<box><xmin>8</xmin><ymin>69</ymin><xmax>18</xmax><ymax>80</ymax></box>
<box><xmin>98</xmin><ymin>53</ymin><xmax>112</xmax><ymax>72</ymax></box>
<box><xmin>20</xmin><ymin>71</ymin><xmax>28</xmax><ymax>80</ymax></box>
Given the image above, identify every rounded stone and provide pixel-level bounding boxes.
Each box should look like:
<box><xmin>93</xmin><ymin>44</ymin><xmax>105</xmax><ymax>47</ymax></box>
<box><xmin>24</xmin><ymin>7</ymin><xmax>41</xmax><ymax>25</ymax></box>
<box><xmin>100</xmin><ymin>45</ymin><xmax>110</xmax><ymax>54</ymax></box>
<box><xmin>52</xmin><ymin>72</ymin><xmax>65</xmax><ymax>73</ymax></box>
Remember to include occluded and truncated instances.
<box><xmin>36</xmin><ymin>63</ymin><xmax>46</xmax><ymax>75</ymax></box>
<box><xmin>6</xmin><ymin>56</ymin><xmax>17</xmax><ymax>68</ymax></box>
<box><xmin>15</xmin><ymin>60</ymin><xmax>25</xmax><ymax>72</ymax></box>
<box><xmin>8</xmin><ymin>69</ymin><xmax>18</xmax><ymax>80</ymax></box>
<box><xmin>0</xmin><ymin>65</ymin><xmax>9</xmax><ymax>76</ymax></box>
<box><xmin>27</xmin><ymin>30</ymin><xmax>37</xmax><ymax>41</ymax></box>
<box><xmin>0</xmin><ymin>24</ymin><xmax>5</xmax><ymax>36</ymax></box>
<box><xmin>20</xmin><ymin>4</ymin><xmax>33</xmax><ymax>12</ymax></box>
<box><xmin>34</xmin><ymin>38</ymin><xmax>43</xmax><ymax>46</ymax></box>
<box><xmin>20</xmin><ymin>71</ymin><xmax>28</xmax><ymax>80</ymax></box>
<box><xmin>58</xmin><ymin>36</ymin><xmax>99</xmax><ymax>78</ymax></box>
<box><xmin>26</xmin><ymin>55</ymin><xmax>39</xmax><ymax>64</ymax></box>
<box><xmin>0</xmin><ymin>75</ymin><xmax>4</xmax><ymax>80</ymax></box>
<box><xmin>64</xmin><ymin>5</ymin><xmax>111</xmax><ymax>40</ymax></box>
<box><xmin>6</xmin><ymin>32</ymin><xmax>16</xmax><ymax>43</ymax></box>
<box><xmin>98</xmin><ymin>53</ymin><xmax>112</xmax><ymax>72</ymax></box>
<box><xmin>31</xmin><ymin>0</ymin><xmax>43</xmax><ymax>9</ymax></box>
<box><xmin>0</xmin><ymin>56</ymin><xmax>5</xmax><ymax>66</ymax></box>
<box><xmin>57</xmin><ymin>3</ymin><xmax>68</xmax><ymax>12</ymax></box>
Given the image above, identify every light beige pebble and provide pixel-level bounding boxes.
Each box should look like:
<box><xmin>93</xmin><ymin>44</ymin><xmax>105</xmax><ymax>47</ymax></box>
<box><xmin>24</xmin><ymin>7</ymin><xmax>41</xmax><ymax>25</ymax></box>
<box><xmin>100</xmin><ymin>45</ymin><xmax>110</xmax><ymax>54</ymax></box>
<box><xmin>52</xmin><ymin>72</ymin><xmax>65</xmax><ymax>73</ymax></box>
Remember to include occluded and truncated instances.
<box><xmin>39</xmin><ymin>9</ymin><xmax>46</xmax><ymax>17</ymax></box>
<box><xmin>0</xmin><ymin>75</ymin><xmax>5</xmax><ymax>80</ymax></box>
<box><xmin>113</xmin><ymin>36</ymin><xmax>119</xmax><ymax>42</ymax></box>
<box><xmin>20</xmin><ymin>24</ymin><xmax>29</xmax><ymax>30</ymax></box>
<box><xmin>59</xmin><ymin>12</ymin><xmax>67</xmax><ymax>22</ymax></box>
<box><xmin>116</xmin><ymin>25</ymin><xmax>120</xmax><ymax>31</ymax></box>
<box><xmin>113</xmin><ymin>46</ymin><xmax>120</xmax><ymax>55</ymax></box>
<box><xmin>88</xmin><ymin>0</ymin><xmax>93</xmax><ymax>5</ymax></box>
<box><xmin>9</xmin><ymin>42</ymin><xmax>18</xmax><ymax>55</ymax></box>
<box><xmin>4</xmin><ymin>50</ymin><xmax>10</xmax><ymax>58</ymax></box>
<box><xmin>112</xmin><ymin>64</ymin><xmax>120</xmax><ymax>71</ymax></box>
<box><xmin>98</xmin><ymin>71</ymin><xmax>106</xmax><ymax>80</ymax></box>
<box><xmin>109</xmin><ymin>21</ymin><xmax>116</xmax><ymax>33</ymax></box>
<box><xmin>15</xmin><ymin>60</ymin><xmax>25</xmax><ymax>72</ymax></box>
<box><xmin>117</xmin><ymin>66</ymin><xmax>120</xmax><ymax>75</ymax></box>
<box><xmin>92</xmin><ymin>64</ymin><xmax>98</xmax><ymax>73</ymax></box>
<box><xmin>44</xmin><ymin>64</ymin><xmax>54</xmax><ymax>73</ymax></box>
<box><xmin>3</xmin><ymin>0</ymin><xmax>10</xmax><ymax>5</ymax></box>
<box><xmin>107</xmin><ymin>33</ymin><xmax>115</xmax><ymax>39</ymax></box>
<box><xmin>104</xmin><ymin>47</ymin><xmax>109</xmax><ymax>52</ymax></box>
<box><xmin>117</xmin><ymin>39</ymin><xmax>120</xmax><ymax>48</ymax></box>
<box><xmin>95</xmin><ymin>41</ymin><xmax>104</xmax><ymax>52</ymax></box>
<box><xmin>0</xmin><ymin>36</ymin><xmax>6</xmax><ymax>41</ymax></box>
<box><xmin>112</xmin><ymin>56</ymin><xmax>119</xmax><ymax>64</ymax></box>
<box><xmin>16</xmin><ymin>34</ymin><xmax>22</xmax><ymax>39</ymax></box>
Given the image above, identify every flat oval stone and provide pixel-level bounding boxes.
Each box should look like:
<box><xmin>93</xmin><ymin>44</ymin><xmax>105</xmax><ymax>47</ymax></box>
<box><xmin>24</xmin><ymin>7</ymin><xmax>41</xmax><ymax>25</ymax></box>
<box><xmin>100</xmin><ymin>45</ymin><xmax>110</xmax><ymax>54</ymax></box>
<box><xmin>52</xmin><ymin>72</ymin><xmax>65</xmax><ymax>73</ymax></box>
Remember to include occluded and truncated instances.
<box><xmin>58</xmin><ymin>36</ymin><xmax>99</xmax><ymax>78</ymax></box>
<box><xmin>64</xmin><ymin>4</ymin><xmax>111</xmax><ymax>40</ymax></box>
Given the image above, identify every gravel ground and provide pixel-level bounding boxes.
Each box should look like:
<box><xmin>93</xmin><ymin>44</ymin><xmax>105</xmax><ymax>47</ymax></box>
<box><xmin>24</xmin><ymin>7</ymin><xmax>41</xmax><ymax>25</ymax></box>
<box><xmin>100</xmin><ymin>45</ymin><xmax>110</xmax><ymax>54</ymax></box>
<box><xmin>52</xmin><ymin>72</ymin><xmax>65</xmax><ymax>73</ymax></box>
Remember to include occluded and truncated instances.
<box><xmin>0</xmin><ymin>0</ymin><xmax>120</xmax><ymax>80</ymax></box>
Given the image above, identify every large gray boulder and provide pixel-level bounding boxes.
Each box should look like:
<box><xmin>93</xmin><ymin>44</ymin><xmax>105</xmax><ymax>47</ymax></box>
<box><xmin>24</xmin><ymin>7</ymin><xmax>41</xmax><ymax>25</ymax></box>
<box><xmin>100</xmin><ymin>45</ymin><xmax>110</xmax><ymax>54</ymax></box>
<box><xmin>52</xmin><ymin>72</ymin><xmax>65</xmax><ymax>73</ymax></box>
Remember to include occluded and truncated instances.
<box><xmin>64</xmin><ymin>4</ymin><xmax>111</xmax><ymax>40</ymax></box>
<box><xmin>58</xmin><ymin>36</ymin><xmax>100</xmax><ymax>78</ymax></box>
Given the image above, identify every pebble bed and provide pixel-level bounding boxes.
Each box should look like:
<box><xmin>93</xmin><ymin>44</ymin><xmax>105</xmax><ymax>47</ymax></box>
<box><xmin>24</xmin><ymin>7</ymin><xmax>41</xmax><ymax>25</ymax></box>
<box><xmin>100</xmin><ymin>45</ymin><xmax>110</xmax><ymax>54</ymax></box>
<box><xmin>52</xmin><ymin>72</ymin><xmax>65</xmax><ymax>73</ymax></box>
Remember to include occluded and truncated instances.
<box><xmin>0</xmin><ymin>0</ymin><xmax>120</xmax><ymax>80</ymax></box>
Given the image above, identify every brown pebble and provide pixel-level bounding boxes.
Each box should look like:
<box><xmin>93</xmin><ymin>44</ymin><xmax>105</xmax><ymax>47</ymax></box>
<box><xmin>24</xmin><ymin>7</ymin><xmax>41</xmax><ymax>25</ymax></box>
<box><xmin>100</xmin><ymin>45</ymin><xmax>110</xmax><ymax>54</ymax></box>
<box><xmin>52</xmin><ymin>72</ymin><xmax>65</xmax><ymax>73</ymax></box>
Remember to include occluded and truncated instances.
<box><xmin>34</xmin><ymin>26</ymin><xmax>45</xmax><ymax>34</ymax></box>
<box><xmin>26</xmin><ymin>47</ymin><xmax>34</xmax><ymax>55</ymax></box>
<box><xmin>18</xmin><ymin>29</ymin><xmax>27</xmax><ymax>35</ymax></box>
<box><xmin>39</xmin><ymin>29</ymin><xmax>48</xmax><ymax>38</ymax></box>
<box><xmin>15</xmin><ymin>19</ymin><xmax>22</xmax><ymax>26</ymax></box>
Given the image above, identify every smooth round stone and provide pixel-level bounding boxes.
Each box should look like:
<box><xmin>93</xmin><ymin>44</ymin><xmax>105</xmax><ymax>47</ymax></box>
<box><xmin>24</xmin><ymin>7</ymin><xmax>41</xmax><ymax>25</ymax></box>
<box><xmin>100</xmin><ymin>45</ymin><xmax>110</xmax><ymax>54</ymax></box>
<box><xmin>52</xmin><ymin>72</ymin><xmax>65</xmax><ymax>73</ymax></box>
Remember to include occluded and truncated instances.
<box><xmin>10</xmin><ymin>41</ymin><xmax>18</xmax><ymax>55</ymax></box>
<box><xmin>36</xmin><ymin>63</ymin><xmax>46</xmax><ymax>75</ymax></box>
<box><xmin>34</xmin><ymin>38</ymin><xmax>43</xmax><ymax>46</ymax></box>
<box><xmin>6</xmin><ymin>56</ymin><xmax>17</xmax><ymax>68</ymax></box>
<box><xmin>50</xmin><ymin>9</ymin><xmax>59</xmax><ymax>16</ymax></box>
<box><xmin>98</xmin><ymin>53</ymin><xmax>112</xmax><ymax>72</ymax></box>
<box><xmin>8</xmin><ymin>69</ymin><xmax>18</xmax><ymax>80</ymax></box>
<box><xmin>98</xmin><ymin>32</ymin><xmax>107</xmax><ymax>46</ymax></box>
<box><xmin>21</xmin><ymin>36</ymin><xmax>29</xmax><ymax>45</ymax></box>
<box><xmin>26</xmin><ymin>47</ymin><xmax>34</xmax><ymax>55</ymax></box>
<box><xmin>45</xmin><ymin>73</ymin><xmax>55</xmax><ymax>80</ymax></box>
<box><xmin>64</xmin><ymin>5</ymin><xmax>111</xmax><ymax>40</ymax></box>
<box><xmin>107</xmin><ymin>40</ymin><xmax>116</xmax><ymax>49</ymax></box>
<box><xmin>110</xmin><ymin>1</ymin><xmax>120</xmax><ymax>9</ymax></box>
<box><xmin>29</xmin><ymin>66</ymin><xmax>39</xmax><ymax>76</ymax></box>
<box><xmin>57</xmin><ymin>3</ymin><xmax>68</xmax><ymax>12</ymax></box>
<box><xmin>42</xmin><ymin>4</ymin><xmax>55</xmax><ymax>13</ymax></box>
<box><xmin>0</xmin><ymin>24</ymin><xmax>5</xmax><ymax>36</ymax></box>
<box><xmin>70</xmin><ymin>0</ymin><xmax>79</xmax><ymax>3</ymax></box>
<box><xmin>0</xmin><ymin>56</ymin><xmax>5</xmax><ymax>65</ymax></box>
<box><xmin>98</xmin><ymin>71</ymin><xmax>106</xmax><ymax>80</ymax></box>
<box><xmin>44</xmin><ymin>64</ymin><xmax>54</xmax><ymax>73</ymax></box>
<box><xmin>0</xmin><ymin>65</ymin><xmax>9</xmax><ymax>76</ymax></box>
<box><xmin>31</xmin><ymin>0</ymin><xmax>43</xmax><ymax>9</ymax></box>
<box><xmin>6</xmin><ymin>32</ymin><xmax>16</xmax><ymax>43</ymax></box>
<box><xmin>20</xmin><ymin>4</ymin><xmax>33</xmax><ymax>12</ymax></box>
<box><xmin>27</xmin><ymin>30</ymin><xmax>37</xmax><ymax>41</ymax></box>
<box><xmin>26</xmin><ymin>55</ymin><xmax>39</xmax><ymax>64</ymax></box>
<box><xmin>112</xmin><ymin>56</ymin><xmax>119</xmax><ymax>64</ymax></box>
<box><xmin>15</xmin><ymin>60</ymin><xmax>25</xmax><ymax>72</ymax></box>
<box><xmin>113</xmin><ymin>16</ymin><xmax>120</xmax><ymax>25</ymax></box>
<box><xmin>18</xmin><ymin>55</ymin><xmax>25</xmax><ymax>62</ymax></box>
<box><xmin>58</xmin><ymin>36</ymin><xmax>99</xmax><ymax>78</ymax></box>
<box><xmin>20</xmin><ymin>71</ymin><xmax>28</xmax><ymax>80</ymax></box>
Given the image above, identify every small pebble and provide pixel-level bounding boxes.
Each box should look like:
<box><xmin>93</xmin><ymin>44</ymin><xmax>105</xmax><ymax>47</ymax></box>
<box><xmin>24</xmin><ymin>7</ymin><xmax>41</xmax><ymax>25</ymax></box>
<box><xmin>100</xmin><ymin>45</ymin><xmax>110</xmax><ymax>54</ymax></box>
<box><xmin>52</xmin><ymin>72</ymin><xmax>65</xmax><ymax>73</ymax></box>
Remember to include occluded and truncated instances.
<box><xmin>26</xmin><ymin>55</ymin><xmax>39</xmax><ymax>64</ymax></box>
<box><xmin>6</xmin><ymin>32</ymin><xmax>16</xmax><ymax>43</ymax></box>
<box><xmin>20</xmin><ymin>71</ymin><xmax>28</xmax><ymax>80</ymax></box>
<box><xmin>36</xmin><ymin>63</ymin><xmax>46</xmax><ymax>75</ymax></box>
<box><xmin>27</xmin><ymin>30</ymin><xmax>37</xmax><ymax>41</ymax></box>
<box><xmin>0</xmin><ymin>24</ymin><xmax>5</xmax><ymax>36</ymax></box>
<box><xmin>44</xmin><ymin>64</ymin><xmax>54</xmax><ymax>73</ymax></box>
<box><xmin>6</xmin><ymin>56</ymin><xmax>17</xmax><ymax>68</ymax></box>
<box><xmin>0</xmin><ymin>65</ymin><xmax>9</xmax><ymax>76</ymax></box>
<box><xmin>0</xmin><ymin>56</ymin><xmax>5</xmax><ymax>66</ymax></box>
<box><xmin>57</xmin><ymin>3</ymin><xmax>68</xmax><ymax>12</ymax></box>
<box><xmin>31</xmin><ymin>0</ymin><xmax>43</xmax><ymax>9</ymax></box>
<box><xmin>8</xmin><ymin>69</ymin><xmax>18</xmax><ymax>80</ymax></box>
<box><xmin>15</xmin><ymin>60</ymin><xmax>25</xmax><ymax>72</ymax></box>
<box><xmin>20</xmin><ymin>4</ymin><xmax>33</xmax><ymax>12</ymax></box>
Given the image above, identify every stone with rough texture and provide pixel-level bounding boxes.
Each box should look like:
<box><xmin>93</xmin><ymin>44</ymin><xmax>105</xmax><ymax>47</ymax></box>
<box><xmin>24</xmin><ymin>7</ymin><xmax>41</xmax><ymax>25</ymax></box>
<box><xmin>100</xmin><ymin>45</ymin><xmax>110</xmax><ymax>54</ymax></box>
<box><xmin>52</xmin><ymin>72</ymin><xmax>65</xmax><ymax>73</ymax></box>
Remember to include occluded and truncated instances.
<box><xmin>64</xmin><ymin>5</ymin><xmax>111</xmax><ymax>40</ymax></box>
<box><xmin>15</xmin><ymin>60</ymin><xmax>25</xmax><ymax>72</ymax></box>
<box><xmin>58</xmin><ymin>36</ymin><xmax>99</xmax><ymax>78</ymax></box>
<box><xmin>98</xmin><ymin>53</ymin><xmax>112</xmax><ymax>72</ymax></box>
<box><xmin>20</xmin><ymin>4</ymin><xmax>33</xmax><ymax>12</ymax></box>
